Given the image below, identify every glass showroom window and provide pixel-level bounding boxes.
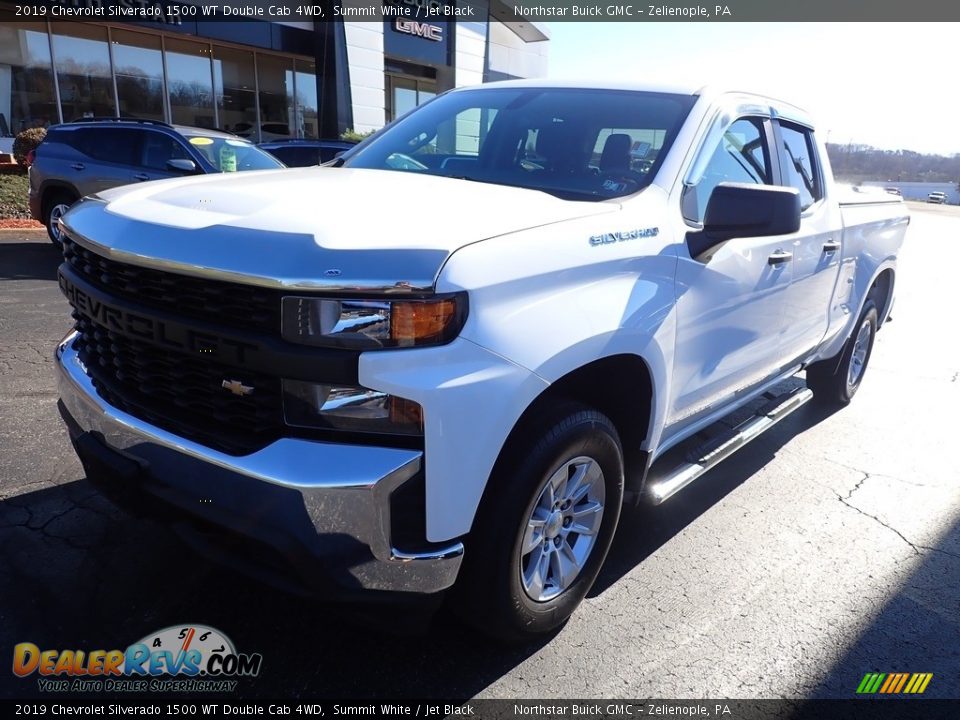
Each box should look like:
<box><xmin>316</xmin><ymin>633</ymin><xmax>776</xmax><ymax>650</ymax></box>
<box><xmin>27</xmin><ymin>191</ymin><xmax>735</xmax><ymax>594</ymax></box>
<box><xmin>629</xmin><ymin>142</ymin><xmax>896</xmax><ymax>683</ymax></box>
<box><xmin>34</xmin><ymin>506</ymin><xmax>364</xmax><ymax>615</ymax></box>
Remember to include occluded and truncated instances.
<box><xmin>386</xmin><ymin>74</ymin><xmax>437</xmax><ymax>122</ymax></box>
<box><xmin>293</xmin><ymin>59</ymin><xmax>318</xmax><ymax>139</ymax></box>
<box><xmin>257</xmin><ymin>54</ymin><xmax>294</xmax><ymax>142</ymax></box>
<box><xmin>165</xmin><ymin>38</ymin><xmax>215</xmax><ymax>128</ymax></box>
<box><xmin>213</xmin><ymin>46</ymin><xmax>257</xmax><ymax>137</ymax></box>
<box><xmin>111</xmin><ymin>29</ymin><xmax>165</xmax><ymax>123</ymax></box>
<box><xmin>51</xmin><ymin>23</ymin><xmax>116</xmax><ymax>121</ymax></box>
<box><xmin>0</xmin><ymin>22</ymin><xmax>57</xmax><ymax>135</ymax></box>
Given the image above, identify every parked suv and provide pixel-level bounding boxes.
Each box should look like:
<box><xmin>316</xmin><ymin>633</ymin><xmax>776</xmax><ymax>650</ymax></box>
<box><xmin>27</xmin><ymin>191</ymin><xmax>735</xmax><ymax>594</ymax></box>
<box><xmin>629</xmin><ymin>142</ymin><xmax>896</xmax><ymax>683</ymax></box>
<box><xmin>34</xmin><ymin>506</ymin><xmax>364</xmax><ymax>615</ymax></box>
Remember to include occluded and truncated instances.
<box><xmin>29</xmin><ymin>118</ymin><xmax>284</xmax><ymax>243</ymax></box>
<box><xmin>259</xmin><ymin>138</ymin><xmax>357</xmax><ymax>167</ymax></box>
<box><xmin>927</xmin><ymin>191</ymin><xmax>948</xmax><ymax>204</ymax></box>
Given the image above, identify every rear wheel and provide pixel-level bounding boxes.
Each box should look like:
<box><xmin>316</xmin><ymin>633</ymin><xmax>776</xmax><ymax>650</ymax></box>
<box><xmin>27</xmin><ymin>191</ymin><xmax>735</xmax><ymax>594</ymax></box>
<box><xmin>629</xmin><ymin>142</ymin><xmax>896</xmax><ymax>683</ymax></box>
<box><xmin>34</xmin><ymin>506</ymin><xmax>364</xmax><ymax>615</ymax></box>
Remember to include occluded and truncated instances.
<box><xmin>807</xmin><ymin>299</ymin><xmax>878</xmax><ymax>406</ymax></box>
<box><xmin>455</xmin><ymin>403</ymin><xmax>624</xmax><ymax>642</ymax></box>
<box><xmin>43</xmin><ymin>191</ymin><xmax>77</xmax><ymax>245</ymax></box>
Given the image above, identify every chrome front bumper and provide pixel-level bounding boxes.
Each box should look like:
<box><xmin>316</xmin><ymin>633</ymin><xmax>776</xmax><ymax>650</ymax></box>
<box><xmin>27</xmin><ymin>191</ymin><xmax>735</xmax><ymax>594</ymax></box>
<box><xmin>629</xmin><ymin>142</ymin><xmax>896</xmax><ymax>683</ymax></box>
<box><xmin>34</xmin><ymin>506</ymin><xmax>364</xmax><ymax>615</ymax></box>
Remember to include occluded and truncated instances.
<box><xmin>56</xmin><ymin>331</ymin><xmax>463</xmax><ymax>595</ymax></box>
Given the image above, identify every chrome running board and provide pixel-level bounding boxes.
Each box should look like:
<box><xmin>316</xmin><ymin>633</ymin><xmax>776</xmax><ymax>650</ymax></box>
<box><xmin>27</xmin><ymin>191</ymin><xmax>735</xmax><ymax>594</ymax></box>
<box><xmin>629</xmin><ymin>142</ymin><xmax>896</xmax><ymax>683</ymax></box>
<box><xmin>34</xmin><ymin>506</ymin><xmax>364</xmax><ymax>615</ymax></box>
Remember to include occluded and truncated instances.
<box><xmin>647</xmin><ymin>387</ymin><xmax>813</xmax><ymax>504</ymax></box>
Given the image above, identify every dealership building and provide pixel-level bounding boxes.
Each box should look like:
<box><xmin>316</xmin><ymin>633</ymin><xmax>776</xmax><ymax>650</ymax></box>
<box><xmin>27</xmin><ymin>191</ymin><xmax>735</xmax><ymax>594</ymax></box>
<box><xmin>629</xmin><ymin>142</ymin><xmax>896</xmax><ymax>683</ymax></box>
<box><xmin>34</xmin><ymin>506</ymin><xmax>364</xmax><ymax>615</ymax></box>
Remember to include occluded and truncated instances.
<box><xmin>0</xmin><ymin>5</ymin><xmax>549</xmax><ymax>149</ymax></box>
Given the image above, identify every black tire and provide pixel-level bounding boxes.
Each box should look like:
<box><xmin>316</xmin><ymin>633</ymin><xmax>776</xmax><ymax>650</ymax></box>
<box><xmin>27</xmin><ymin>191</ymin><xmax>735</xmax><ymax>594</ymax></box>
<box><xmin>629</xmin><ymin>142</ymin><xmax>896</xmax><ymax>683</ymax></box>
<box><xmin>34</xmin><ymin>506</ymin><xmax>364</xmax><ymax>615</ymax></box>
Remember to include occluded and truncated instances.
<box><xmin>43</xmin><ymin>190</ymin><xmax>77</xmax><ymax>245</ymax></box>
<box><xmin>807</xmin><ymin>299</ymin><xmax>878</xmax><ymax>406</ymax></box>
<box><xmin>455</xmin><ymin>403</ymin><xmax>624</xmax><ymax>643</ymax></box>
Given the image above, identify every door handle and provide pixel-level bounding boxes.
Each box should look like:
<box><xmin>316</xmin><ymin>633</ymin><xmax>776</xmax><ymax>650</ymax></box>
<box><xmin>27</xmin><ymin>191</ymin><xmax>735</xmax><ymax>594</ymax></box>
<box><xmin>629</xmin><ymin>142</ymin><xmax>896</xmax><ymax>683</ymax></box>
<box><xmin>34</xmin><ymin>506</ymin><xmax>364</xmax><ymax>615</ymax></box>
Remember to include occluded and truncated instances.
<box><xmin>133</xmin><ymin>173</ymin><xmax>150</xmax><ymax>181</ymax></box>
<box><xmin>822</xmin><ymin>241</ymin><xmax>841</xmax><ymax>253</ymax></box>
<box><xmin>767</xmin><ymin>249</ymin><xmax>793</xmax><ymax>266</ymax></box>
<box><xmin>71</xmin><ymin>163</ymin><xmax>85</xmax><ymax>171</ymax></box>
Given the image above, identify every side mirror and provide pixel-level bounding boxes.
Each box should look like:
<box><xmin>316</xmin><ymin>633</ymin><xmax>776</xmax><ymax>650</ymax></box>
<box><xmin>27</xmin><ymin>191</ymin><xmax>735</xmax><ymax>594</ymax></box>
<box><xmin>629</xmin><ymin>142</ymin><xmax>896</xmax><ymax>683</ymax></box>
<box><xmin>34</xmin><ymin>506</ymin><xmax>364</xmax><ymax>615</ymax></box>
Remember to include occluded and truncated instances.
<box><xmin>687</xmin><ymin>182</ymin><xmax>800</xmax><ymax>262</ymax></box>
<box><xmin>167</xmin><ymin>158</ymin><xmax>198</xmax><ymax>174</ymax></box>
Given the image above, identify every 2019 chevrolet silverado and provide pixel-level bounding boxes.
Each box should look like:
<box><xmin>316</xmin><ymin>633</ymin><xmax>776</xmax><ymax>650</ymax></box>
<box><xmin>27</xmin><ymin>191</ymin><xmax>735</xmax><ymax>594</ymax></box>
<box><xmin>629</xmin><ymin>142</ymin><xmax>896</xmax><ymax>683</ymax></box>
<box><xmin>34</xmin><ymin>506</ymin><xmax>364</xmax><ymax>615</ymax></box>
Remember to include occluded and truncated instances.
<box><xmin>54</xmin><ymin>81</ymin><xmax>908</xmax><ymax>641</ymax></box>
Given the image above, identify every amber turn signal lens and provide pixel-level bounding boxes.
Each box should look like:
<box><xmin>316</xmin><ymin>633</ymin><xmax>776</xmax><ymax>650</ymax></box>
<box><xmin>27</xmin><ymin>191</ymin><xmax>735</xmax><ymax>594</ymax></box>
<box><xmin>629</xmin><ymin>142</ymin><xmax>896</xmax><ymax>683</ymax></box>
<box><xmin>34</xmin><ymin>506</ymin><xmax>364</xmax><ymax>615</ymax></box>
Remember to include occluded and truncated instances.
<box><xmin>389</xmin><ymin>396</ymin><xmax>424</xmax><ymax>430</ymax></box>
<box><xmin>390</xmin><ymin>299</ymin><xmax>459</xmax><ymax>346</ymax></box>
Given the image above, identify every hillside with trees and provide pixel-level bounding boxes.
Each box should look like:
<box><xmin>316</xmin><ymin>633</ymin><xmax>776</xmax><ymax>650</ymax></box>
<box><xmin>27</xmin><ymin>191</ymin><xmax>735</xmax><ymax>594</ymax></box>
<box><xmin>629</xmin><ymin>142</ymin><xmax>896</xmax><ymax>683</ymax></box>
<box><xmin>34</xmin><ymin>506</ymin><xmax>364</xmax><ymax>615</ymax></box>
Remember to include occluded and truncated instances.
<box><xmin>826</xmin><ymin>143</ymin><xmax>960</xmax><ymax>185</ymax></box>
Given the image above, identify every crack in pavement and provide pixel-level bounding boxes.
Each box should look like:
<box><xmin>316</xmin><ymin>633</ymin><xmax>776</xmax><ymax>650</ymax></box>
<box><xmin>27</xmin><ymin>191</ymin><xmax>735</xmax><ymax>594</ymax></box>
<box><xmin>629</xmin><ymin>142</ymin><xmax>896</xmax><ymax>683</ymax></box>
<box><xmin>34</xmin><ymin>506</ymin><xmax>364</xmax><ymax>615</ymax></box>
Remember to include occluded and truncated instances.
<box><xmin>823</xmin><ymin>457</ymin><xmax>936</xmax><ymax>489</ymax></box>
<box><xmin>838</xmin><ymin>471</ymin><xmax>960</xmax><ymax>562</ymax></box>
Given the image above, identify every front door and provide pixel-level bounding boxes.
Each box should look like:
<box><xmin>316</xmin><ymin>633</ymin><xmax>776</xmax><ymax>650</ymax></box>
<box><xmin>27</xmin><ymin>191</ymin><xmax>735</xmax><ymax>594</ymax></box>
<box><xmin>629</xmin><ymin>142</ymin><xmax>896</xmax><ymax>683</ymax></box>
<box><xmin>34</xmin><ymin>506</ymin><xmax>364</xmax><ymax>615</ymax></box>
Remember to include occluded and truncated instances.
<box><xmin>668</xmin><ymin>116</ymin><xmax>792</xmax><ymax>432</ymax></box>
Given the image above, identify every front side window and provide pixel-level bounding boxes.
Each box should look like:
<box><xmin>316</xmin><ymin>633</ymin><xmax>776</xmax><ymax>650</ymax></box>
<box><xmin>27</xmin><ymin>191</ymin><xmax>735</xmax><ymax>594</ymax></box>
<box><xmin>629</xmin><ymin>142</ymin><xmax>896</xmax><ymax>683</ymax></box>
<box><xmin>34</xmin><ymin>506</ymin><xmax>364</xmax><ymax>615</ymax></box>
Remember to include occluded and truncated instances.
<box><xmin>344</xmin><ymin>88</ymin><xmax>696</xmax><ymax>201</ymax></box>
<box><xmin>140</xmin><ymin>131</ymin><xmax>191</xmax><ymax>171</ymax></box>
<box><xmin>683</xmin><ymin>117</ymin><xmax>771</xmax><ymax>224</ymax></box>
<box><xmin>779</xmin><ymin>123</ymin><xmax>822</xmax><ymax>211</ymax></box>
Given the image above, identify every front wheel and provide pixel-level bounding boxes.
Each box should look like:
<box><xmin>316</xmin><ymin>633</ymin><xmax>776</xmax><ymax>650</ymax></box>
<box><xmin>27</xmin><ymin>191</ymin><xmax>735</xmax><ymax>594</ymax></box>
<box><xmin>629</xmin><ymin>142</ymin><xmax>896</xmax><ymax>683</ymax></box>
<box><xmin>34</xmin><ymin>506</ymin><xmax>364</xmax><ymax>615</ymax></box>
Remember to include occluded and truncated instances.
<box><xmin>807</xmin><ymin>299</ymin><xmax>878</xmax><ymax>406</ymax></box>
<box><xmin>455</xmin><ymin>404</ymin><xmax>624</xmax><ymax>642</ymax></box>
<box><xmin>44</xmin><ymin>191</ymin><xmax>78</xmax><ymax>245</ymax></box>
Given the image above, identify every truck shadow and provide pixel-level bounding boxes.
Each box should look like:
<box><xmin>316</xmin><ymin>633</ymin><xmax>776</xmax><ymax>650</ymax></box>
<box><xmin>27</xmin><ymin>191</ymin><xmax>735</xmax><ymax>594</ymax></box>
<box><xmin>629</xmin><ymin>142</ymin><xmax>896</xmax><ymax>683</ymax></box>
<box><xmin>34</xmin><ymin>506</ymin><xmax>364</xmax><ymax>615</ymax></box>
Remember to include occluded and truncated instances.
<box><xmin>0</xmin><ymin>475</ymin><xmax>548</xmax><ymax>700</ymax></box>
<box><xmin>591</xmin><ymin>395</ymin><xmax>840</xmax><ymax>597</ymax></box>
<box><xmin>805</xmin><ymin>513</ymin><xmax>960</xmax><ymax>699</ymax></box>
<box><xmin>0</xmin><ymin>240</ymin><xmax>61</xmax><ymax>282</ymax></box>
<box><xmin>0</xmin><ymin>393</ymin><xmax>843</xmax><ymax>700</ymax></box>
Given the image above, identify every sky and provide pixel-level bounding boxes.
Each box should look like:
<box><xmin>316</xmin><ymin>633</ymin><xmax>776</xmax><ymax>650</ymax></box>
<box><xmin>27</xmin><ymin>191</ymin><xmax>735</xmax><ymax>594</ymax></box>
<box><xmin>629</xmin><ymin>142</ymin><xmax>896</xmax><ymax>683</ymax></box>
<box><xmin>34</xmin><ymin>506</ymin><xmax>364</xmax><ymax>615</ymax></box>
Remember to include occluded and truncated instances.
<box><xmin>544</xmin><ymin>22</ymin><xmax>960</xmax><ymax>156</ymax></box>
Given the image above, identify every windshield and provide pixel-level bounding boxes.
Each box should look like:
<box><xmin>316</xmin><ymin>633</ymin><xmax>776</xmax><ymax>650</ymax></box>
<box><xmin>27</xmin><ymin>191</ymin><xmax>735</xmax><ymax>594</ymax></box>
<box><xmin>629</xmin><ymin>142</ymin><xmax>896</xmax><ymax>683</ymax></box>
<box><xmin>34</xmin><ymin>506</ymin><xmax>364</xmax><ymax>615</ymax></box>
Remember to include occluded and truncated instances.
<box><xmin>182</xmin><ymin>134</ymin><xmax>285</xmax><ymax>172</ymax></box>
<box><xmin>343</xmin><ymin>88</ymin><xmax>695</xmax><ymax>201</ymax></box>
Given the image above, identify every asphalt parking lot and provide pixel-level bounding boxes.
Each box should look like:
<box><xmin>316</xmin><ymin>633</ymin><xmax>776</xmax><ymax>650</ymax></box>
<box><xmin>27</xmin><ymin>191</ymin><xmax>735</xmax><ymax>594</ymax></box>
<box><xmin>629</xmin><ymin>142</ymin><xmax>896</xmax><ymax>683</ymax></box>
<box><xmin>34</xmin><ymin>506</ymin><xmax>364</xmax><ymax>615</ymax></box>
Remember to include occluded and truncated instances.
<box><xmin>1</xmin><ymin>203</ymin><xmax>958</xmax><ymax>700</ymax></box>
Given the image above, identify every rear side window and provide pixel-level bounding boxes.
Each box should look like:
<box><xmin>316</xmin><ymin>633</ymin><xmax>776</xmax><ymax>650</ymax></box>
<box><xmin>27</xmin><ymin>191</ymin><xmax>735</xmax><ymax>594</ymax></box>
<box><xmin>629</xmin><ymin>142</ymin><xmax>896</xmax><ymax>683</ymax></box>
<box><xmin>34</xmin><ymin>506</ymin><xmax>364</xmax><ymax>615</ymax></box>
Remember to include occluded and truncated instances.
<box><xmin>778</xmin><ymin>123</ymin><xmax>822</xmax><ymax>211</ymax></box>
<box><xmin>71</xmin><ymin>128</ymin><xmax>140</xmax><ymax>166</ymax></box>
<box><xmin>683</xmin><ymin>117</ymin><xmax>771</xmax><ymax>224</ymax></box>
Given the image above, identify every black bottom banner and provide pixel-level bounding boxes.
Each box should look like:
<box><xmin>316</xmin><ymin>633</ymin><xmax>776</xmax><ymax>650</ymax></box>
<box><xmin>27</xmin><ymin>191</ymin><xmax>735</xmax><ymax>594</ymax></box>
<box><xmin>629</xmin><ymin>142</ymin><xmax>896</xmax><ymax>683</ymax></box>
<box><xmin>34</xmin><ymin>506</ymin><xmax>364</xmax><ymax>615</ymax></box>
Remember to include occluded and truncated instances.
<box><xmin>2</xmin><ymin>699</ymin><xmax>959</xmax><ymax>720</ymax></box>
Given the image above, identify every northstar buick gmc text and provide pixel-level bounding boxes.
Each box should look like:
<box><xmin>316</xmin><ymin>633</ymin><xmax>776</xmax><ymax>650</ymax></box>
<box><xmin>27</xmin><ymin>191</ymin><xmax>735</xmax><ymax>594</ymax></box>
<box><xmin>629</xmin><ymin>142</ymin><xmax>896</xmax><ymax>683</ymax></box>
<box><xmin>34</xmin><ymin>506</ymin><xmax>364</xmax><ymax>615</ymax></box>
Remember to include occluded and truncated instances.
<box><xmin>54</xmin><ymin>81</ymin><xmax>908</xmax><ymax>641</ymax></box>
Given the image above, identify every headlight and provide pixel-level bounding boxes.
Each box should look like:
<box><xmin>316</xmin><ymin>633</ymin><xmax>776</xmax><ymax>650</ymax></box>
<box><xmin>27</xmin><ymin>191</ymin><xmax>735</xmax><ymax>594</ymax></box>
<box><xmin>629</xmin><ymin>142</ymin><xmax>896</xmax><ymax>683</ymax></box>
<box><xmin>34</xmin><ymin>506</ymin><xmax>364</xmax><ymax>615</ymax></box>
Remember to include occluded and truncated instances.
<box><xmin>281</xmin><ymin>294</ymin><xmax>466</xmax><ymax>349</ymax></box>
<box><xmin>283</xmin><ymin>380</ymin><xmax>423</xmax><ymax>435</ymax></box>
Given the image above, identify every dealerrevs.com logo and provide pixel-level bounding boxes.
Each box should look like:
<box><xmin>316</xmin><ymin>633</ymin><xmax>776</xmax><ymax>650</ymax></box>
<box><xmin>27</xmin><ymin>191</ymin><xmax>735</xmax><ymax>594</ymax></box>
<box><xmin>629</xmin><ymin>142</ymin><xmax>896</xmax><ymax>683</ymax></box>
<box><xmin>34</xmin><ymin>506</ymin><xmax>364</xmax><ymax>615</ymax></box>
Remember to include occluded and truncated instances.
<box><xmin>13</xmin><ymin>624</ymin><xmax>262</xmax><ymax>693</ymax></box>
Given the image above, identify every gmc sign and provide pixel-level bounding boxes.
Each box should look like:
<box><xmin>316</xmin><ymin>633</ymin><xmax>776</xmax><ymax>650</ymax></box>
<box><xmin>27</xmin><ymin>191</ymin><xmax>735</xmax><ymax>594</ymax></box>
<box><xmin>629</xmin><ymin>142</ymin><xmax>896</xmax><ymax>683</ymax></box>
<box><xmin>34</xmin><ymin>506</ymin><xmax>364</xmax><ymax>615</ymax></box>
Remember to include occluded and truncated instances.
<box><xmin>394</xmin><ymin>19</ymin><xmax>443</xmax><ymax>42</ymax></box>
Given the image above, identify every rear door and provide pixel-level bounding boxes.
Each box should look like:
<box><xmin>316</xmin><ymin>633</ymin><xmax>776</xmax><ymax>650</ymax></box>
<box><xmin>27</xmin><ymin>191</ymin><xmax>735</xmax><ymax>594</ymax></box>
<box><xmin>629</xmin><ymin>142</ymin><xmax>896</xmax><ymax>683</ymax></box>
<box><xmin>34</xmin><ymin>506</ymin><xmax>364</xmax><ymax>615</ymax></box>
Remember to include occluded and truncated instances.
<box><xmin>773</xmin><ymin>121</ymin><xmax>842</xmax><ymax>362</ymax></box>
<box><xmin>67</xmin><ymin>127</ymin><xmax>142</xmax><ymax>196</ymax></box>
<box><xmin>668</xmin><ymin>116</ymin><xmax>792</xmax><ymax>432</ymax></box>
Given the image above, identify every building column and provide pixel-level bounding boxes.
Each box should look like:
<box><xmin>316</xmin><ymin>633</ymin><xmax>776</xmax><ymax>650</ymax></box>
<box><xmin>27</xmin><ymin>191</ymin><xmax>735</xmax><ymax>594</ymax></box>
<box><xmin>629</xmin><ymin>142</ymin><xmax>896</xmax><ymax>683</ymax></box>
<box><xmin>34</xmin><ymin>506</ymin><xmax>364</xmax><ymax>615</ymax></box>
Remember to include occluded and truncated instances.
<box><xmin>341</xmin><ymin>21</ymin><xmax>385</xmax><ymax>133</ymax></box>
<box><xmin>315</xmin><ymin>20</ymin><xmax>354</xmax><ymax>138</ymax></box>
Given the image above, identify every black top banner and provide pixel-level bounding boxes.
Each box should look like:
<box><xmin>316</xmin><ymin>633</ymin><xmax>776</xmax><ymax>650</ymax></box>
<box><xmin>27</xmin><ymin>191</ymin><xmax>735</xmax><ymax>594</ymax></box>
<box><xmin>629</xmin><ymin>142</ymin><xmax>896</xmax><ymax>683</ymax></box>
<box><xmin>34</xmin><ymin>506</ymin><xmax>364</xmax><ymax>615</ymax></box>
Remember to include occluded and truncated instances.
<box><xmin>3</xmin><ymin>0</ymin><xmax>960</xmax><ymax>22</ymax></box>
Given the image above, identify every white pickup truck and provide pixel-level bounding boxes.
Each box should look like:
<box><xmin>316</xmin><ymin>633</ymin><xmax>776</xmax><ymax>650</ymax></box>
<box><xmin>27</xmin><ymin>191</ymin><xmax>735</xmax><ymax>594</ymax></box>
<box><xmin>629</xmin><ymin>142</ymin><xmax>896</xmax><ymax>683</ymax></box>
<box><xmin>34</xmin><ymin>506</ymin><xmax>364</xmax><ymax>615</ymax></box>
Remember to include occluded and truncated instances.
<box><xmin>55</xmin><ymin>81</ymin><xmax>908</xmax><ymax>641</ymax></box>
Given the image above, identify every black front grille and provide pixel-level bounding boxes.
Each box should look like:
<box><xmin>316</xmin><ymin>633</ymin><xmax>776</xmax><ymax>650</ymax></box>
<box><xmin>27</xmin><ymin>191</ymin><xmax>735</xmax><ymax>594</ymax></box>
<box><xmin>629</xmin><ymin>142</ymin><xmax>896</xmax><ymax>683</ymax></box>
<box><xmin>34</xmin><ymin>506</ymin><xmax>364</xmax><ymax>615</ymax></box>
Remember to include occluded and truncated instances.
<box><xmin>74</xmin><ymin>315</ymin><xmax>283</xmax><ymax>455</ymax></box>
<box><xmin>62</xmin><ymin>235</ymin><xmax>281</xmax><ymax>334</ymax></box>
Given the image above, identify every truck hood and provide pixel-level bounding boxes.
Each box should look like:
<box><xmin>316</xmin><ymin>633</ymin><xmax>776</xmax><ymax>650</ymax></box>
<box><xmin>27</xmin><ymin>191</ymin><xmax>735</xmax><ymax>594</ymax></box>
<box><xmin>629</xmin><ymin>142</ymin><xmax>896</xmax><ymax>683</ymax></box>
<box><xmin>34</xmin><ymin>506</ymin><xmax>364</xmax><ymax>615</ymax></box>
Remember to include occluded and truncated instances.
<box><xmin>62</xmin><ymin>168</ymin><xmax>618</xmax><ymax>293</ymax></box>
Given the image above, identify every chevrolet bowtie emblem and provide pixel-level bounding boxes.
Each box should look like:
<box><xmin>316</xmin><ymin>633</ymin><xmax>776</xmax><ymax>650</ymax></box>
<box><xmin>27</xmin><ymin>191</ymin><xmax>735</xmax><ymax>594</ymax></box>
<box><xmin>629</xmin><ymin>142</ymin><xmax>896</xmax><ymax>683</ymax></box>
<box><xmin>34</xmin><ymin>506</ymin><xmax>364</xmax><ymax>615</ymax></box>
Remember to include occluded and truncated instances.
<box><xmin>221</xmin><ymin>379</ymin><xmax>254</xmax><ymax>396</ymax></box>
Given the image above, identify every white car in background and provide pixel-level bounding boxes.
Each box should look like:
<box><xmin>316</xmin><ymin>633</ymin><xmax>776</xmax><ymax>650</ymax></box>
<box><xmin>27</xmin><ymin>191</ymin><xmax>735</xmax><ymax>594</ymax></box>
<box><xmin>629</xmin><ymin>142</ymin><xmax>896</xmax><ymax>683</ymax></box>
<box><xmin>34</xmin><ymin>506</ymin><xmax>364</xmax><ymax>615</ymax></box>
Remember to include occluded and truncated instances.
<box><xmin>927</xmin><ymin>191</ymin><xmax>948</xmax><ymax>204</ymax></box>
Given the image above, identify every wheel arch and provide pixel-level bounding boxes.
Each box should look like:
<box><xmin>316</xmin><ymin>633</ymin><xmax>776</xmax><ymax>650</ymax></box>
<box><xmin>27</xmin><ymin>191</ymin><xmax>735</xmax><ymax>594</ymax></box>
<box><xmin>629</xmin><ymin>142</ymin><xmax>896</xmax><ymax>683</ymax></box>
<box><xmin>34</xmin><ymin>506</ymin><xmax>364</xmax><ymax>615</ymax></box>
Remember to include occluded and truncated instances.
<box><xmin>868</xmin><ymin>266</ymin><xmax>895</xmax><ymax>327</ymax></box>
<box><xmin>39</xmin><ymin>181</ymin><xmax>80</xmax><ymax>218</ymax></box>
<box><xmin>479</xmin><ymin>353</ymin><xmax>656</xmax><ymax>521</ymax></box>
